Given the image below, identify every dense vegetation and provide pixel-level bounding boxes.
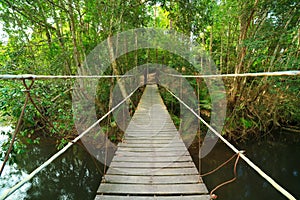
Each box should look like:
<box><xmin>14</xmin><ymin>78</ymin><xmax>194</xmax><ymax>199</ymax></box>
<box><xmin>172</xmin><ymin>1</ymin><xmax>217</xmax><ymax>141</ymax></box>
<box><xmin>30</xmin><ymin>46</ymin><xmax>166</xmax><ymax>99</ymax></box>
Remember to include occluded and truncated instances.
<box><xmin>0</xmin><ymin>0</ymin><xmax>299</xmax><ymax>157</ymax></box>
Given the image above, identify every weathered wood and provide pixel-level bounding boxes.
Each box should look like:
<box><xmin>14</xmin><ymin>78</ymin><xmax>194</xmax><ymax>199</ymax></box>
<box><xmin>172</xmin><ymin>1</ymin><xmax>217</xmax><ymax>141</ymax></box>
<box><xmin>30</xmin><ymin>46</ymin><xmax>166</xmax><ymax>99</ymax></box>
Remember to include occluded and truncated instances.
<box><xmin>115</xmin><ymin>151</ymin><xmax>189</xmax><ymax>157</ymax></box>
<box><xmin>125</xmin><ymin>132</ymin><xmax>177</xmax><ymax>136</ymax></box>
<box><xmin>114</xmin><ymin>147</ymin><xmax>188</xmax><ymax>152</ymax></box>
<box><xmin>95</xmin><ymin>85</ymin><xmax>209</xmax><ymax>199</ymax></box>
<box><xmin>111</xmin><ymin>156</ymin><xmax>193</xmax><ymax>162</ymax></box>
<box><xmin>98</xmin><ymin>183</ymin><xmax>208</xmax><ymax>194</ymax></box>
<box><xmin>95</xmin><ymin>195</ymin><xmax>211</xmax><ymax>200</ymax></box>
<box><xmin>103</xmin><ymin>174</ymin><xmax>203</xmax><ymax>184</ymax></box>
<box><xmin>106</xmin><ymin>167</ymin><xmax>198</xmax><ymax>176</ymax></box>
<box><xmin>124</xmin><ymin>136</ymin><xmax>180</xmax><ymax>140</ymax></box>
<box><xmin>110</xmin><ymin>161</ymin><xmax>194</xmax><ymax>168</ymax></box>
<box><xmin>120</xmin><ymin>139</ymin><xmax>182</xmax><ymax>144</ymax></box>
<box><xmin>126</xmin><ymin>129</ymin><xmax>178</xmax><ymax>132</ymax></box>
<box><xmin>118</xmin><ymin>143</ymin><xmax>186</xmax><ymax>148</ymax></box>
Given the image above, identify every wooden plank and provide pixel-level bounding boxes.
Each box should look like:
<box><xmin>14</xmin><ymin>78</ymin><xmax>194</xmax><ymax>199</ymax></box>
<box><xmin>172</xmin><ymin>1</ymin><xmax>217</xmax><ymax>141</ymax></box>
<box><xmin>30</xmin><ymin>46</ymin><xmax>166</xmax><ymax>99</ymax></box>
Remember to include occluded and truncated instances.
<box><xmin>118</xmin><ymin>143</ymin><xmax>186</xmax><ymax>148</ymax></box>
<box><xmin>125</xmin><ymin>129</ymin><xmax>178</xmax><ymax>133</ymax></box>
<box><xmin>126</xmin><ymin>126</ymin><xmax>175</xmax><ymax>129</ymax></box>
<box><xmin>124</xmin><ymin>136</ymin><xmax>178</xmax><ymax>140</ymax></box>
<box><xmin>127</xmin><ymin>121</ymin><xmax>174</xmax><ymax>124</ymax></box>
<box><xmin>126</xmin><ymin>127</ymin><xmax>178</xmax><ymax>130</ymax></box>
<box><xmin>121</xmin><ymin>139</ymin><xmax>183</xmax><ymax>144</ymax></box>
<box><xmin>124</xmin><ymin>136</ymin><xmax>180</xmax><ymax>140</ymax></box>
<box><xmin>103</xmin><ymin>174</ymin><xmax>203</xmax><ymax>184</ymax></box>
<box><xmin>98</xmin><ymin>183</ymin><xmax>208</xmax><ymax>194</ymax></box>
<box><xmin>95</xmin><ymin>195</ymin><xmax>211</xmax><ymax>200</ymax></box>
<box><xmin>106</xmin><ymin>167</ymin><xmax>198</xmax><ymax>176</ymax></box>
<box><xmin>128</xmin><ymin>125</ymin><xmax>176</xmax><ymax>128</ymax></box>
<box><xmin>95</xmin><ymin>85</ymin><xmax>209</xmax><ymax>199</ymax></box>
<box><xmin>109</xmin><ymin>161</ymin><xmax>195</xmax><ymax>168</ymax></box>
<box><xmin>126</xmin><ymin>126</ymin><xmax>177</xmax><ymax>129</ymax></box>
<box><xmin>126</xmin><ymin>127</ymin><xmax>177</xmax><ymax>129</ymax></box>
<box><xmin>119</xmin><ymin>140</ymin><xmax>183</xmax><ymax>144</ymax></box>
<box><xmin>115</xmin><ymin>151</ymin><xmax>189</xmax><ymax>157</ymax></box>
<box><xmin>115</xmin><ymin>147</ymin><xmax>188</xmax><ymax>152</ymax></box>
<box><xmin>112</xmin><ymin>156</ymin><xmax>192</xmax><ymax>162</ymax></box>
<box><xmin>126</xmin><ymin>132</ymin><xmax>177</xmax><ymax>134</ymax></box>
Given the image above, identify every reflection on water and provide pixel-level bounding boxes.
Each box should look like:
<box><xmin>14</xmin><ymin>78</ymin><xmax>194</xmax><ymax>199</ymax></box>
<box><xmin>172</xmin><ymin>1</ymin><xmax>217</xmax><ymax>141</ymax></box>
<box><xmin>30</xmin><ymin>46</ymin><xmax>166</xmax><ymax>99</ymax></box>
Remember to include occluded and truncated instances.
<box><xmin>0</xmin><ymin>126</ymin><xmax>11</xmax><ymax>146</ymax></box>
<box><xmin>0</xmin><ymin>126</ymin><xmax>32</xmax><ymax>200</ymax></box>
<box><xmin>0</xmin><ymin>131</ymin><xmax>104</xmax><ymax>200</ymax></box>
<box><xmin>1</xmin><ymin>127</ymin><xmax>299</xmax><ymax>200</ymax></box>
<box><xmin>190</xmin><ymin>134</ymin><xmax>300</xmax><ymax>200</ymax></box>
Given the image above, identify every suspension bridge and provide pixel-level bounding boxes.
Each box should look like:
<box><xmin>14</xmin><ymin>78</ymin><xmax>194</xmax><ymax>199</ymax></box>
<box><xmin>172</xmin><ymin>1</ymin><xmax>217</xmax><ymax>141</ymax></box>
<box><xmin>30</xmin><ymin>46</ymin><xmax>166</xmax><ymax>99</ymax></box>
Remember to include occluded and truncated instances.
<box><xmin>97</xmin><ymin>84</ymin><xmax>209</xmax><ymax>199</ymax></box>
<box><xmin>0</xmin><ymin>70</ymin><xmax>299</xmax><ymax>200</ymax></box>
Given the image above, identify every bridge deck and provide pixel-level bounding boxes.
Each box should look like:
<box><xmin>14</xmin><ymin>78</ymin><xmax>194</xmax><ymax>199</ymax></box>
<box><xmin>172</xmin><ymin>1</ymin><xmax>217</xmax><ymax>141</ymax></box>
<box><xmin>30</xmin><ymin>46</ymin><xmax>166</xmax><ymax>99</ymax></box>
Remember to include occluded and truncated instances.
<box><xmin>95</xmin><ymin>85</ymin><xmax>210</xmax><ymax>200</ymax></box>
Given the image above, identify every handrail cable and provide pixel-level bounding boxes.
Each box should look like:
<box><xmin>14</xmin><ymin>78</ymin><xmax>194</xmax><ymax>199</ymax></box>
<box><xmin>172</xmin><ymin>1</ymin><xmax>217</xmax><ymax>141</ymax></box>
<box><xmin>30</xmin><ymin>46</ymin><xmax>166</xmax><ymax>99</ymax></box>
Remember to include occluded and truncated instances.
<box><xmin>0</xmin><ymin>70</ymin><xmax>299</xmax><ymax>80</ymax></box>
<box><xmin>0</xmin><ymin>74</ymin><xmax>134</xmax><ymax>80</ymax></box>
<box><xmin>166</xmin><ymin>70</ymin><xmax>300</xmax><ymax>78</ymax></box>
<box><xmin>165</xmin><ymin>87</ymin><xmax>296</xmax><ymax>200</ymax></box>
<box><xmin>0</xmin><ymin>85</ymin><xmax>140</xmax><ymax>200</ymax></box>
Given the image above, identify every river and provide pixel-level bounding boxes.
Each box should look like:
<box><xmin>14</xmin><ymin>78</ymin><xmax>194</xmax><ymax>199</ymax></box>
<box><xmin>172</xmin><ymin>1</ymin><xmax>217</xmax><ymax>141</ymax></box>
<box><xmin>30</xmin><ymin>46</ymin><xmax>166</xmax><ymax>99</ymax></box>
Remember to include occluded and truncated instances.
<box><xmin>0</xmin><ymin>126</ymin><xmax>104</xmax><ymax>200</ymax></box>
<box><xmin>189</xmin><ymin>133</ymin><xmax>300</xmax><ymax>199</ymax></box>
<box><xmin>0</xmin><ymin>128</ymin><xmax>299</xmax><ymax>199</ymax></box>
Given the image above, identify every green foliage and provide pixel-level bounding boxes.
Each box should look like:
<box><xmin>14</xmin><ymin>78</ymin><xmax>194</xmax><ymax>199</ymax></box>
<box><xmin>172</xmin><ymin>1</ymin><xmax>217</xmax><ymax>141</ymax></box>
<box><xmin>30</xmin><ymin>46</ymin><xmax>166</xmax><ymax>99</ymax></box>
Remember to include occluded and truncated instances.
<box><xmin>0</xmin><ymin>0</ymin><xmax>299</xmax><ymax>152</ymax></box>
<box><xmin>199</xmin><ymin>99</ymin><xmax>211</xmax><ymax>110</ymax></box>
<box><xmin>240</xmin><ymin>118</ymin><xmax>253</xmax><ymax>129</ymax></box>
<box><xmin>0</xmin><ymin>79</ymin><xmax>74</xmax><ymax>153</ymax></box>
<box><xmin>170</xmin><ymin>114</ymin><xmax>180</xmax><ymax>128</ymax></box>
<box><xmin>56</xmin><ymin>138</ymin><xmax>68</xmax><ymax>150</ymax></box>
<box><xmin>0</xmin><ymin>135</ymin><xmax>27</xmax><ymax>164</ymax></box>
<box><xmin>109</xmin><ymin>134</ymin><xmax>117</xmax><ymax>143</ymax></box>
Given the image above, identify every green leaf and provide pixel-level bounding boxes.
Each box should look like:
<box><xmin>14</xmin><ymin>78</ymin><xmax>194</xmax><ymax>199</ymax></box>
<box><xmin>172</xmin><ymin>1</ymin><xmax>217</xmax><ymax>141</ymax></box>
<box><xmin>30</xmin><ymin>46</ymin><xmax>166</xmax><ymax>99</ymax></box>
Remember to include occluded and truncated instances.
<box><xmin>240</xmin><ymin>118</ymin><xmax>253</xmax><ymax>129</ymax></box>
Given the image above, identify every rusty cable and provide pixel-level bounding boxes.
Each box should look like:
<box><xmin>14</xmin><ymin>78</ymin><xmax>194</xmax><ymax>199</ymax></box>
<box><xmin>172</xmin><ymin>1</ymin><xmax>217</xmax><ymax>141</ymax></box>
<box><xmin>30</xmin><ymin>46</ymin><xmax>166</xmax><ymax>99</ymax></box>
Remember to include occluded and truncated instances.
<box><xmin>209</xmin><ymin>153</ymin><xmax>241</xmax><ymax>199</ymax></box>
<box><xmin>200</xmin><ymin>153</ymin><xmax>239</xmax><ymax>177</ymax></box>
<box><xmin>0</xmin><ymin>79</ymin><xmax>34</xmax><ymax>176</ymax></box>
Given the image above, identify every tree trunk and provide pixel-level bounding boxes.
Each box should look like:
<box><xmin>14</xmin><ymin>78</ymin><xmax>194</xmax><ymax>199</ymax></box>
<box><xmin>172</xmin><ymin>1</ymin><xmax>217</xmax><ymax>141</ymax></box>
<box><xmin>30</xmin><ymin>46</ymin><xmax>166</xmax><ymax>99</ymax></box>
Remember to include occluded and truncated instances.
<box><xmin>52</xmin><ymin>3</ymin><xmax>72</xmax><ymax>75</ymax></box>
<box><xmin>229</xmin><ymin>0</ymin><xmax>259</xmax><ymax>105</ymax></box>
<box><xmin>107</xmin><ymin>35</ymin><xmax>131</xmax><ymax>104</ymax></box>
<box><xmin>209</xmin><ymin>26</ymin><xmax>213</xmax><ymax>56</ymax></box>
<box><xmin>67</xmin><ymin>0</ymin><xmax>81</xmax><ymax>68</ymax></box>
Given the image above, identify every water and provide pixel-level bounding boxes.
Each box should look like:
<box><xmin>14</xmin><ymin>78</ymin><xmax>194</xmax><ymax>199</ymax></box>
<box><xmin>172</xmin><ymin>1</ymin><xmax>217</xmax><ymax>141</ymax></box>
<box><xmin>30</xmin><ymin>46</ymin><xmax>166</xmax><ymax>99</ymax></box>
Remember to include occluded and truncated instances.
<box><xmin>1</xmin><ymin>128</ymin><xmax>299</xmax><ymax>200</ymax></box>
<box><xmin>0</xmin><ymin>127</ymin><xmax>104</xmax><ymax>200</ymax></box>
<box><xmin>0</xmin><ymin>126</ymin><xmax>11</xmax><ymax>146</ymax></box>
<box><xmin>190</xmin><ymin>134</ymin><xmax>300</xmax><ymax>200</ymax></box>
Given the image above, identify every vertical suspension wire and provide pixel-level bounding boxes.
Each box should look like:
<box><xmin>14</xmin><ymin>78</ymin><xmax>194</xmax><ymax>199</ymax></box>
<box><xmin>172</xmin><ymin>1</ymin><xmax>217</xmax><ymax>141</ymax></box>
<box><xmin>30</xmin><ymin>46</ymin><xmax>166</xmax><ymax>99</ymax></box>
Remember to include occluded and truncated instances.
<box><xmin>197</xmin><ymin>77</ymin><xmax>201</xmax><ymax>179</ymax></box>
<box><xmin>104</xmin><ymin>75</ymin><xmax>115</xmax><ymax>177</ymax></box>
<box><xmin>180</xmin><ymin>76</ymin><xmax>183</xmax><ymax>135</ymax></box>
<box><xmin>103</xmin><ymin>115</ymin><xmax>109</xmax><ymax>177</ymax></box>
<box><xmin>199</xmin><ymin>48</ymin><xmax>203</xmax><ymax>179</ymax></box>
<box><xmin>147</xmin><ymin>48</ymin><xmax>149</xmax><ymax>84</ymax></box>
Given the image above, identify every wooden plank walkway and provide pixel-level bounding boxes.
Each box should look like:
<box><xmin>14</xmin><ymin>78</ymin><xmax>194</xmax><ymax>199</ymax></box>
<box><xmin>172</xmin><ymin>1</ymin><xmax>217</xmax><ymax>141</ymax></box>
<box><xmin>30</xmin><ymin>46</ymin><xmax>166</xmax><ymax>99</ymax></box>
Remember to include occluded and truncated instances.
<box><xmin>95</xmin><ymin>85</ymin><xmax>210</xmax><ymax>200</ymax></box>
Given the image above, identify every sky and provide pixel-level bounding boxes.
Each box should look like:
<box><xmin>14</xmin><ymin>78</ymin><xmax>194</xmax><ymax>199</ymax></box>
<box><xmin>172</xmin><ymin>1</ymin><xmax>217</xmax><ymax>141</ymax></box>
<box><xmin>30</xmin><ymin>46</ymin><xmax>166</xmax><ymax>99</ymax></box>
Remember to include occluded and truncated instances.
<box><xmin>0</xmin><ymin>22</ymin><xmax>9</xmax><ymax>44</ymax></box>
